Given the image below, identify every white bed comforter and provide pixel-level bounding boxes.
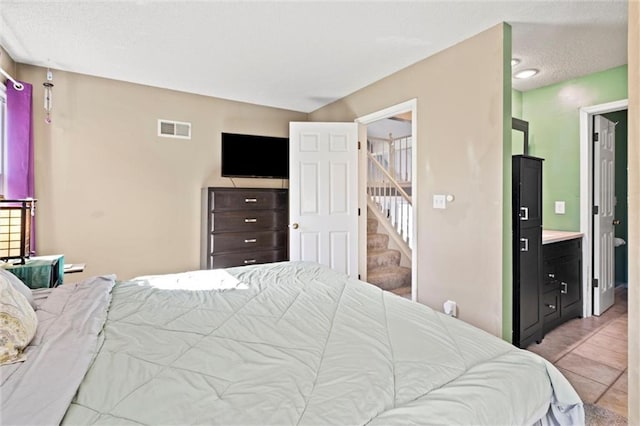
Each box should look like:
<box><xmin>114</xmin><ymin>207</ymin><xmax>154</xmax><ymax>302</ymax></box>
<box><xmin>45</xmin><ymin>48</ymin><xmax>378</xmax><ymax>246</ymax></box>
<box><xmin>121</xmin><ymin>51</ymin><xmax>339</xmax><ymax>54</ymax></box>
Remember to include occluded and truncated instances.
<box><xmin>2</xmin><ymin>261</ymin><xmax>584</xmax><ymax>425</ymax></box>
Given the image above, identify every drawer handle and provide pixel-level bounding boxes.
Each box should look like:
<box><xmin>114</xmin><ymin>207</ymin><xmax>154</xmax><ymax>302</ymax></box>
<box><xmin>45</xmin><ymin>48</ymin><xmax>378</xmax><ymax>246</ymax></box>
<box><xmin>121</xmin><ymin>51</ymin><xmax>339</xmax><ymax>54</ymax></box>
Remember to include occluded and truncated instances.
<box><xmin>548</xmin><ymin>273</ymin><xmax>555</xmax><ymax>279</ymax></box>
<box><xmin>244</xmin><ymin>259</ymin><xmax>257</xmax><ymax>264</ymax></box>
<box><xmin>244</xmin><ymin>238</ymin><xmax>257</xmax><ymax>243</ymax></box>
<box><xmin>245</xmin><ymin>198</ymin><xmax>257</xmax><ymax>203</ymax></box>
<box><xmin>520</xmin><ymin>238</ymin><xmax>529</xmax><ymax>252</ymax></box>
<box><xmin>244</xmin><ymin>218</ymin><xmax>257</xmax><ymax>223</ymax></box>
<box><xmin>561</xmin><ymin>282</ymin><xmax>568</xmax><ymax>294</ymax></box>
<box><xmin>520</xmin><ymin>207</ymin><xmax>529</xmax><ymax>221</ymax></box>
<box><xmin>545</xmin><ymin>304</ymin><xmax>556</xmax><ymax>310</ymax></box>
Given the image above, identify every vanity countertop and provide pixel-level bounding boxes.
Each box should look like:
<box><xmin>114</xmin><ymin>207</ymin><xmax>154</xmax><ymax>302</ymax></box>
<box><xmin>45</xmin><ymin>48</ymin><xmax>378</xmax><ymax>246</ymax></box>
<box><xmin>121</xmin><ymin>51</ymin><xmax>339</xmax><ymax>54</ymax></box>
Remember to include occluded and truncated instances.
<box><xmin>542</xmin><ymin>229</ymin><xmax>583</xmax><ymax>245</ymax></box>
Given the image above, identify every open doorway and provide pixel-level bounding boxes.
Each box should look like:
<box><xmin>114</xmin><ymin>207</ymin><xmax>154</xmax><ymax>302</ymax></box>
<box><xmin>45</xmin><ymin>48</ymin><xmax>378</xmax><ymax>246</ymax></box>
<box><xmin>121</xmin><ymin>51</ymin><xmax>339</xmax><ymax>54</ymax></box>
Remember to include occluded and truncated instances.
<box><xmin>526</xmin><ymin>101</ymin><xmax>629</xmax><ymax>416</ymax></box>
<box><xmin>600</xmin><ymin>110</ymin><xmax>629</xmax><ymax>293</ymax></box>
<box><xmin>579</xmin><ymin>99</ymin><xmax>629</xmax><ymax>318</ymax></box>
<box><xmin>356</xmin><ymin>99</ymin><xmax>417</xmax><ymax>301</ymax></box>
<box><xmin>526</xmin><ymin>99</ymin><xmax>629</xmax><ymax>417</ymax></box>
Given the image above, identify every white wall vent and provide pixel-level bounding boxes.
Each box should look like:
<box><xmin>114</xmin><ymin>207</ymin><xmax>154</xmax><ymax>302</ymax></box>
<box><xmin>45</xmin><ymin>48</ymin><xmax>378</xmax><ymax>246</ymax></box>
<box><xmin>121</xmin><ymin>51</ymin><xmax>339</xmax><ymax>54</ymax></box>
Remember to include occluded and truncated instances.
<box><xmin>157</xmin><ymin>119</ymin><xmax>191</xmax><ymax>139</ymax></box>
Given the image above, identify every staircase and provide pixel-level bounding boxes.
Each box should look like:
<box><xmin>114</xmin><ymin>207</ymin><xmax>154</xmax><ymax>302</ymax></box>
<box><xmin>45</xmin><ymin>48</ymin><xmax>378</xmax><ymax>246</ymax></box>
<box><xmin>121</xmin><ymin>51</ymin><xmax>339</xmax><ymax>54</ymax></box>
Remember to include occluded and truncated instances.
<box><xmin>367</xmin><ymin>216</ymin><xmax>411</xmax><ymax>297</ymax></box>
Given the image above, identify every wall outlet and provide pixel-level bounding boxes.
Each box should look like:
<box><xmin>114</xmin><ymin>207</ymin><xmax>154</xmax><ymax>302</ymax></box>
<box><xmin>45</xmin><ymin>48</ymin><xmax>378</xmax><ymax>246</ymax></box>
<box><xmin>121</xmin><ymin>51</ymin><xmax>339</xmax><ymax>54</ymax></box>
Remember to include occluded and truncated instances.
<box><xmin>444</xmin><ymin>300</ymin><xmax>457</xmax><ymax>317</ymax></box>
<box><xmin>555</xmin><ymin>201</ymin><xmax>565</xmax><ymax>214</ymax></box>
<box><xmin>433</xmin><ymin>194</ymin><xmax>446</xmax><ymax>209</ymax></box>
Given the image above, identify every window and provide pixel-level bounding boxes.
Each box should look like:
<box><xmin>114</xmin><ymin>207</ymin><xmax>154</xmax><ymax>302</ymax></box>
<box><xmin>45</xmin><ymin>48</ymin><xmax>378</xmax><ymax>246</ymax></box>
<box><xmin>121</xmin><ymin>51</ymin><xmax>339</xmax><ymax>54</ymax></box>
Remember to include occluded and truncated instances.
<box><xmin>0</xmin><ymin>82</ymin><xmax>6</xmax><ymax>196</ymax></box>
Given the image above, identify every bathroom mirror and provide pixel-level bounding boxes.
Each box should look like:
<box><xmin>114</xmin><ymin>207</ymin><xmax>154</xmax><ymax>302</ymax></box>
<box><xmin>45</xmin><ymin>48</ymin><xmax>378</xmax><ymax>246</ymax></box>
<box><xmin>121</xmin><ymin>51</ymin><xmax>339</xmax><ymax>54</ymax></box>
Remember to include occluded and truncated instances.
<box><xmin>512</xmin><ymin>117</ymin><xmax>529</xmax><ymax>155</ymax></box>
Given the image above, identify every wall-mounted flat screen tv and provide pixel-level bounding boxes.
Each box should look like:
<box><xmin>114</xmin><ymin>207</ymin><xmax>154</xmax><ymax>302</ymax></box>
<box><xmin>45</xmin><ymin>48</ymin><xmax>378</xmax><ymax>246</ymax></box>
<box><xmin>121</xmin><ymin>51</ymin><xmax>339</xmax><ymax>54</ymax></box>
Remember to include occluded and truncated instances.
<box><xmin>221</xmin><ymin>132</ymin><xmax>289</xmax><ymax>179</ymax></box>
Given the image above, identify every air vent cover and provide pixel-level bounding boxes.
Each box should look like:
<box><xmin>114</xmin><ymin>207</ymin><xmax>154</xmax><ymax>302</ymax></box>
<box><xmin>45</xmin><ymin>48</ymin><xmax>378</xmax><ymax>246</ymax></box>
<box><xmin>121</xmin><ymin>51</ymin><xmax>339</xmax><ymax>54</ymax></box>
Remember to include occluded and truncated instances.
<box><xmin>158</xmin><ymin>119</ymin><xmax>191</xmax><ymax>139</ymax></box>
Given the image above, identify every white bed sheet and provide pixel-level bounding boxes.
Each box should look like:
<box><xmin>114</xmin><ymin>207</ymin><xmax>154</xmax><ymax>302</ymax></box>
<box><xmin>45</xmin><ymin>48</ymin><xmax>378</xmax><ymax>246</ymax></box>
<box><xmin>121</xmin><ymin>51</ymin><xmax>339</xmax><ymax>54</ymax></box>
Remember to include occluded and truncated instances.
<box><xmin>1</xmin><ymin>262</ymin><xmax>584</xmax><ymax>425</ymax></box>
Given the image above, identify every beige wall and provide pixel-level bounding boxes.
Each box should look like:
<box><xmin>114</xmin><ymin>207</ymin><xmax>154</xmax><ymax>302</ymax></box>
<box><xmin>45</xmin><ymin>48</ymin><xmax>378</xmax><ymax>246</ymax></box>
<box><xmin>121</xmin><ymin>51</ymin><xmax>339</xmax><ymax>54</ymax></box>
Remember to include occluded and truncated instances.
<box><xmin>0</xmin><ymin>46</ymin><xmax>16</xmax><ymax>86</ymax></box>
<box><xmin>310</xmin><ymin>24</ymin><xmax>509</xmax><ymax>336</ymax></box>
<box><xmin>15</xmin><ymin>65</ymin><xmax>307</xmax><ymax>281</ymax></box>
<box><xmin>628</xmin><ymin>1</ymin><xmax>639</xmax><ymax>422</ymax></box>
<box><xmin>1</xmin><ymin>47</ymin><xmax>16</xmax><ymax>198</ymax></box>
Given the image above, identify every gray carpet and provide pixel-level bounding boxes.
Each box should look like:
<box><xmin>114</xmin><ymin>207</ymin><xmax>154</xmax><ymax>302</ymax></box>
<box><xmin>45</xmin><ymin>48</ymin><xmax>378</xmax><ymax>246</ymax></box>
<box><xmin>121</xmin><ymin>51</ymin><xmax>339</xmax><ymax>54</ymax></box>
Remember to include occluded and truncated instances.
<box><xmin>585</xmin><ymin>403</ymin><xmax>627</xmax><ymax>426</ymax></box>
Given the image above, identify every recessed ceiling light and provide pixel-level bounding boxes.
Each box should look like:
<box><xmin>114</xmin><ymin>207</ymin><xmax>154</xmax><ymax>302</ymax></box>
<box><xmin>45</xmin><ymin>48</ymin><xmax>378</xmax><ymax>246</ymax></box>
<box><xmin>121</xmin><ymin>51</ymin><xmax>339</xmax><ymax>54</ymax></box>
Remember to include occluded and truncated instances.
<box><xmin>511</xmin><ymin>58</ymin><xmax>520</xmax><ymax>67</ymax></box>
<box><xmin>514</xmin><ymin>69</ymin><xmax>538</xmax><ymax>79</ymax></box>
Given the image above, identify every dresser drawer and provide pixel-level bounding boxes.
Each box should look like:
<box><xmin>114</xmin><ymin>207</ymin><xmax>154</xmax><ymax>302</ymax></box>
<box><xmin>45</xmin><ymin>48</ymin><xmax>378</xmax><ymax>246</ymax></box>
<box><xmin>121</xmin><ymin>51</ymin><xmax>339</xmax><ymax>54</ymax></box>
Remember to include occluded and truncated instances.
<box><xmin>211</xmin><ymin>230</ymin><xmax>287</xmax><ymax>253</ymax></box>
<box><xmin>201</xmin><ymin>187</ymin><xmax>289</xmax><ymax>270</ymax></box>
<box><xmin>212</xmin><ymin>210</ymin><xmax>287</xmax><ymax>232</ymax></box>
<box><xmin>211</xmin><ymin>248</ymin><xmax>287</xmax><ymax>269</ymax></box>
<box><xmin>543</xmin><ymin>238</ymin><xmax>581</xmax><ymax>260</ymax></box>
<box><xmin>542</xmin><ymin>261</ymin><xmax>558</xmax><ymax>293</ymax></box>
<box><xmin>210</xmin><ymin>189</ymin><xmax>287</xmax><ymax>211</ymax></box>
<box><xmin>542</xmin><ymin>290</ymin><xmax>560</xmax><ymax>322</ymax></box>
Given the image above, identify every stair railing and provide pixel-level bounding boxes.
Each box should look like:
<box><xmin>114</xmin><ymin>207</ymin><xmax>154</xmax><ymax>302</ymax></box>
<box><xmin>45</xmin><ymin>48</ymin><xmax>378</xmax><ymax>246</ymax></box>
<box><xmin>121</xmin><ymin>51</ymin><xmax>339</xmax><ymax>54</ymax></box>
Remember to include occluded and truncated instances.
<box><xmin>367</xmin><ymin>140</ymin><xmax>413</xmax><ymax>249</ymax></box>
<box><xmin>368</xmin><ymin>134</ymin><xmax>412</xmax><ymax>184</ymax></box>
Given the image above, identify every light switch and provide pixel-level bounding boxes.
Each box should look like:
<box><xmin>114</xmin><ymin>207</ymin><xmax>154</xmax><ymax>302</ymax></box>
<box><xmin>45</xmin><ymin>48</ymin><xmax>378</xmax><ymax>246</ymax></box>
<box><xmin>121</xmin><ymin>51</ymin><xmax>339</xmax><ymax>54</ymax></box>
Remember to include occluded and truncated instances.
<box><xmin>555</xmin><ymin>201</ymin><xmax>565</xmax><ymax>214</ymax></box>
<box><xmin>433</xmin><ymin>194</ymin><xmax>446</xmax><ymax>209</ymax></box>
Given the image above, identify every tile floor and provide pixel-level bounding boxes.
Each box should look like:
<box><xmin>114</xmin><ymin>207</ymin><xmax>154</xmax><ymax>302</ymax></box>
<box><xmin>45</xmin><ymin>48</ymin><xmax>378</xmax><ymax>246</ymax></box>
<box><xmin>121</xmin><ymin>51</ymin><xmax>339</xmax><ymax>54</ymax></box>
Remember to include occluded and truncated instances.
<box><xmin>527</xmin><ymin>286</ymin><xmax>628</xmax><ymax>418</ymax></box>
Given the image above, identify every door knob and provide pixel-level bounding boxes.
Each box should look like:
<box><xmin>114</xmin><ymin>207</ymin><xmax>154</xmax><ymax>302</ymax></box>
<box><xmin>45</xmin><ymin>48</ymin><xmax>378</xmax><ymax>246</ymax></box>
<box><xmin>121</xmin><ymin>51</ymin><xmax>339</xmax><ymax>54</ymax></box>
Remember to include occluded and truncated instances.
<box><xmin>291</xmin><ymin>223</ymin><xmax>299</xmax><ymax>229</ymax></box>
<box><xmin>613</xmin><ymin>219</ymin><xmax>621</xmax><ymax>225</ymax></box>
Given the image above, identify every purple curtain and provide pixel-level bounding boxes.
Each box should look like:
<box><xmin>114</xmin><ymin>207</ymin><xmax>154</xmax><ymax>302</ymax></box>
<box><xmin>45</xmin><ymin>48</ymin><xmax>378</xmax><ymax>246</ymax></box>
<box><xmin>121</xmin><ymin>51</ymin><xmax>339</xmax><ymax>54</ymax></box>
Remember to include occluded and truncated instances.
<box><xmin>6</xmin><ymin>81</ymin><xmax>36</xmax><ymax>253</ymax></box>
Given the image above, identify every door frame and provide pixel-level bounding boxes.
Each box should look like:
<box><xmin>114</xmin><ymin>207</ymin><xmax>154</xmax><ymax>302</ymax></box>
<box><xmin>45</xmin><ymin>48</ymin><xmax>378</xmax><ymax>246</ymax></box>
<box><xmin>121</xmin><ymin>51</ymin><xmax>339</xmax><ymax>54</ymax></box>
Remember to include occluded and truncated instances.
<box><xmin>579</xmin><ymin>98</ymin><xmax>628</xmax><ymax>317</ymax></box>
<box><xmin>356</xmin><ymin>98</ymin><xmax>418</xmax><ymax>301</ymax></box>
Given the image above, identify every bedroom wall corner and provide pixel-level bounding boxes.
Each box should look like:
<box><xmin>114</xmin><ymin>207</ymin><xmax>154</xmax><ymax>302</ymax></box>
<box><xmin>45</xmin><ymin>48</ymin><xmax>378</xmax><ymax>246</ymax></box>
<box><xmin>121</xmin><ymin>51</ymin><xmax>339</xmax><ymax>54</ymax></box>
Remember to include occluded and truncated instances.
<box><xmin>502</xmin><ymin>23</ymin><xmax>513</xmax><ymax>343</ymax></box>
<box><xmin>310</xmin><ymin>23</ymin><xmax>507</xmax><ymax>337</ymax></box>
<box><xmin>0</xmin><ymin>45</ymin><xmax>16</xmax><ymax>198</ymax></box>
<box><xmin>627</xmin><ymin>0</ymin><xmax>639</xmax><ymax>423</ymax></box>
<box><xmin>13</xmin><ymin>64</ymin><xmax>307</xmax><ymax>281</ymax></box>
<box><xmin>0</xmin><ymin>45</ymin><xmax>16</xmax><ymax>84</ymax></box>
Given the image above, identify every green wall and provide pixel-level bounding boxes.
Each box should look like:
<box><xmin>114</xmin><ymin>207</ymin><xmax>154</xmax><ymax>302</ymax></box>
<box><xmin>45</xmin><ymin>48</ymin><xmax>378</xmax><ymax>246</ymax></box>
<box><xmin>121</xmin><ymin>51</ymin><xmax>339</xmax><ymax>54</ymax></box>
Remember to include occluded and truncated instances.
<box><xmin>603</xmin><ymin>109</ymin><xmax>628</xmax><ymax>285</ymax></box>
<box><xmin>521</xmin><ymin>65</ymin><xmax>628</xmax><ymax>230</ymax></box>
<box><xmin>512</xmin><ymin>90</ymin><xmax>525</xmax><ymax>155</ymax></box>
<box><xmin>512</xmin><ymin>89</ymin><xmax>523</xmax><ymax>119</ymax></box>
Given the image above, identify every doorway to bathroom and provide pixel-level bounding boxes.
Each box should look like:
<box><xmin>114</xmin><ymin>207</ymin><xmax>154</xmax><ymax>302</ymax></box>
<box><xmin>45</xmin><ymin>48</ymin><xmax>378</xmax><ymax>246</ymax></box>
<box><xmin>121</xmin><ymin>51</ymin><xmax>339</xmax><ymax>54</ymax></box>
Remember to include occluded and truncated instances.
<box><xmin>578</xmin><ymin>99</ymin><xmax>628</xmax><ymax>317</ymax></box>
<box><xmin>600</xmin><ymin>110</ymin><xmax>628</xmax><ymax>292</ymax></box>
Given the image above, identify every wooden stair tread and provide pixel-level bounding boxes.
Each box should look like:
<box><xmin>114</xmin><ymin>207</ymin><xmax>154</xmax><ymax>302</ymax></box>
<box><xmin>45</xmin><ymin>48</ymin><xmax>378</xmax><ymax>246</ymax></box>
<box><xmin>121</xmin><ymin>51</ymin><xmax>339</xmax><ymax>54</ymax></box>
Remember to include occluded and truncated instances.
<box><xmin>366</xmin><ymin>212</ymin><xmax>411</xmax><ymax>294</ymax></box>
<box><xmin>389</xmin><ymin>286</ymin><xmax>412</xmax><ymax>297</ymax></box>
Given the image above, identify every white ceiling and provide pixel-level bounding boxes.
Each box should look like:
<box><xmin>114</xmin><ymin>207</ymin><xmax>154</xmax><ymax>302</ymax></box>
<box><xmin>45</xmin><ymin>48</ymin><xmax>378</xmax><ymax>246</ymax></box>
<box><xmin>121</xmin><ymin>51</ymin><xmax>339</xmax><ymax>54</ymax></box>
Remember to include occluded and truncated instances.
<box><xmin>0</xmin><ymin>1</ymin><xmax>628</xmax><ymax>113</ymax></box>
<box><xmin>368</xmin><ymin>118</ymin><xmax>412</xmax><ymax>139</ymax></box>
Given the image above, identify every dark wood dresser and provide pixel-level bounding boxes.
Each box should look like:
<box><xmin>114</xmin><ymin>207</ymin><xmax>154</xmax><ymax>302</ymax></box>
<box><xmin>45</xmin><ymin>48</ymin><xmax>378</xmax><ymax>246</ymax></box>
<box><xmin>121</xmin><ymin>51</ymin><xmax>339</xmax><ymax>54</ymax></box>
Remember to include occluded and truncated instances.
<box><xmin>200</xmin><ymin>187</ymin><xmax>289</xmax><ymax>269</ymax></box>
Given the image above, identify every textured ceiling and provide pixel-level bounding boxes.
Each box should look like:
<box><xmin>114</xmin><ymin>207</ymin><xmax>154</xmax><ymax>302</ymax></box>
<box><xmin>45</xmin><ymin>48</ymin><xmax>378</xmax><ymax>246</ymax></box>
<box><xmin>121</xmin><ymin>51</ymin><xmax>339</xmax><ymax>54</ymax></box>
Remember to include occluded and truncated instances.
<box><xmin>0</xmin><ymin>1</ymin><xmax>628</xmax><ymax>113</ymax></box>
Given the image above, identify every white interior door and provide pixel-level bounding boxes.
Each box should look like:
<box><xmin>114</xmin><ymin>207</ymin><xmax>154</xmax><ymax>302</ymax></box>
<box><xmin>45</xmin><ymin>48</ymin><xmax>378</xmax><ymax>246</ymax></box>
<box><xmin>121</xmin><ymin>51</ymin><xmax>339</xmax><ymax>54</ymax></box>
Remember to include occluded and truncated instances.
<box><xmin>593</xmin><ymin>115</ymin><xmax>616</xmax><ymax>315</ymax></box>
<box><xmin>289</xmin><ymin>122</ymin><xmax>359</xmax><ymax>278</ymax></box>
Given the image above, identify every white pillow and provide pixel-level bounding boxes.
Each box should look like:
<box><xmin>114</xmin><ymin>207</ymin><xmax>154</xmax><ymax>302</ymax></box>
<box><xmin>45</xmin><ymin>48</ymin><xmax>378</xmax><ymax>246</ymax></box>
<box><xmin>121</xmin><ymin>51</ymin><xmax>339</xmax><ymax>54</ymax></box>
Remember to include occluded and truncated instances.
<box><xmin>0</xmin><ymin>274</ymin><xmax>38</xmax><ymax>365</ymax></box>
<box><xmin>0</xmin><ymin>268</ymin><xmax>36</xmax><ymax>309</ymax></box>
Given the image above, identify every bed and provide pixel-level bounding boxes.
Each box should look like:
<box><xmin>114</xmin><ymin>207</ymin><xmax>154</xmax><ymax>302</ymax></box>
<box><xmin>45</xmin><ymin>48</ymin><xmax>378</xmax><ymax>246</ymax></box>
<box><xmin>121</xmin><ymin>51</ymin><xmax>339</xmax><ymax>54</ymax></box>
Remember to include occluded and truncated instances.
<box><xmin>1</xmin><ymin>260</ymin><xmax>584</xmax><ymax>425</ymax></box>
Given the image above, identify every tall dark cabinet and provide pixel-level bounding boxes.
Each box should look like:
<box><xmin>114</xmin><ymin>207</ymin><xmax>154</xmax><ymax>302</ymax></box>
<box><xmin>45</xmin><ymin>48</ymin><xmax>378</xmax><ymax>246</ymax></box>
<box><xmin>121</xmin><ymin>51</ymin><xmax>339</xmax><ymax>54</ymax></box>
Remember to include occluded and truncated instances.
<box><xmin>512</xmin><ymin>155</ymin><xmax>544</xmax><ymax>348</ymax></box>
